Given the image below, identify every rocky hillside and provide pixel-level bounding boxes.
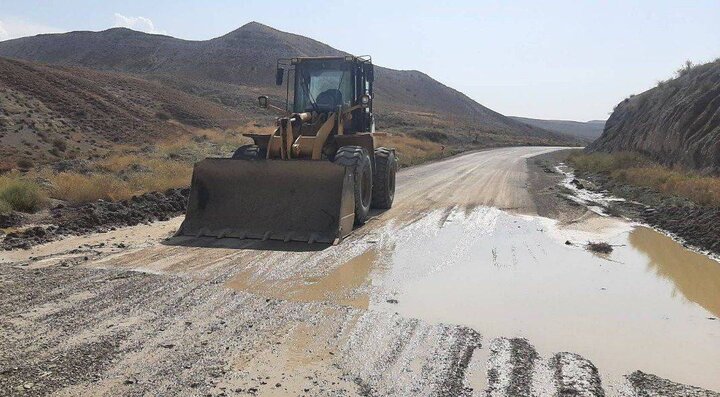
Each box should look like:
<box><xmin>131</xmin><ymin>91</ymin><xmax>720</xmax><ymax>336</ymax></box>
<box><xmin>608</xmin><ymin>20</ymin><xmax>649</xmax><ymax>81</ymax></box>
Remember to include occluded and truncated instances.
<box><xmin>0</xmin><ymin>57</ymin><xmax>245</xmax><ymax>167</ymax></box>
<box><xmin>0</xmin><ymin>22</ymin><xmax>560</xmax><ymax>139</ymax></box>
<box><xmin>510</xmin><ymin>116</ymin><xmax>605</xmax><ymax>142</ymax></box>
<box><xmin>588</xmin><ymin>59</ymin><xmax>720</xmax><ymax>173</ymax></box>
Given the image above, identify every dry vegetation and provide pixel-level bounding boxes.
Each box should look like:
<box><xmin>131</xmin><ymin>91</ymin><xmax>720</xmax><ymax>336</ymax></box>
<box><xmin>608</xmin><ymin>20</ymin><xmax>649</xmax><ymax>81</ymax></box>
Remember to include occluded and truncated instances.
<box><xmin>586</xmin><ymin>241</ymin><xmax>613</xmax><ymax>254</ymax></box>
<box><xmin>375</xmin><ymin>133</ymin><xmax>450</xmax><ymax>167</ymax></box>
<box><xmin>0</xmin><ymin>126</ymin><xmax>266</xmax><ymax>212</ymax></box>
<box><xmin>567</xmin><ymin>151</ymin><xmax>720</xmax><ymax>207</ymax></box>
<box><xmin>0</xmin><ymin>173</ymin><xmax>47</xmax><ymax>214</ymax></box>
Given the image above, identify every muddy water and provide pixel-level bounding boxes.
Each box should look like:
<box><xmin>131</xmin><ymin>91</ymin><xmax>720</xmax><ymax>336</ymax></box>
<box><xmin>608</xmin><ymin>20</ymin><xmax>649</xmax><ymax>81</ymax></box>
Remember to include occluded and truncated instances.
<box><xmin>365</xmin><ymin>207</ymin><xmax>720</xmax><ymax>391</ymax></box>
<box><xmin>225</xmin><ymin>249</ymin><xmax>378</xmax><ymax>309</ymax></box>
<box><xmin>233</xmin><ymin>205</ymin><xmax>720</xmax><ymax>391</ymax></box>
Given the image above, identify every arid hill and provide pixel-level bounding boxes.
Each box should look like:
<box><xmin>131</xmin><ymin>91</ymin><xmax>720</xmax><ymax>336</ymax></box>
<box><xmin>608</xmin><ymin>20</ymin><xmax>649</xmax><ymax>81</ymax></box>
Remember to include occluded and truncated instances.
<box><xmin>510</xmin><ymin>116</ymin><xmax>605</xmax><ymax>142</ymax></box>
<box><xmin>0</xmin><ymin>22</ymin><xmax>564</xmax><ymax>140</ymax></box>
<box><xmin>0</xmin><ymin>57</ymin><xmax>246</xmax><ymax>166</ymax></box>
<box><xmin>588</xmin><ymin>59</ymin><xmax>720</xmax><ymax>173</ymax></box>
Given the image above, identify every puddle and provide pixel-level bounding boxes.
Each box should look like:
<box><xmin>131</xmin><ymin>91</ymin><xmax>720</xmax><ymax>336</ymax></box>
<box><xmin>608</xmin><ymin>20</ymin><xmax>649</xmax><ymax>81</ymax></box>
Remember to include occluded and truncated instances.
<box><xmin>225</xmin><ymin>249</ymin><xmax>377</xmax><ymax>309</ymax></box>
<box><xmin>366</xmin><ymin>207</ymin><xmax>720</xmax><ymax>391</ymax></box>
<box><xmin>629</xmin><ymin>227</ymin><xmax>720</xmax><ymax>318</ymax></box>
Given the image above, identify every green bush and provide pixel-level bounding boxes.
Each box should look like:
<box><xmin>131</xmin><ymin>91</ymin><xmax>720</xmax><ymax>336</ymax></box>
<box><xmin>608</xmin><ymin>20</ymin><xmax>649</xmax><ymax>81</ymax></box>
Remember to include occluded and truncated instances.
<box><xmin>0</xmin><ymin>175</ymin><xmax>47</xmax><ymax>213</ymax></box>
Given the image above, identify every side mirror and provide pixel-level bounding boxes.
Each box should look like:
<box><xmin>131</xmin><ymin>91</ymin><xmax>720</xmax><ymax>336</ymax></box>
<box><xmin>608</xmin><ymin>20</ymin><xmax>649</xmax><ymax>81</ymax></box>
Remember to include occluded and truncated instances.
<box><xmin>275</xmin><ymin>68</ymin><xmax>284</xmax><ymax>86</ymax></box>
<box><xmin>258</xmin><ymin>96</ymin><xmax>268</xmax><ymax>108</ymax></box>
<box><xmin>359</xmin><ymin>94</ymin><xmax>371</xmax><ymax>109</ymax></box>
<box><xmin>366</xmin><ymin>64</ymin><xmax>374</xmax><ymax>83</ymax></box>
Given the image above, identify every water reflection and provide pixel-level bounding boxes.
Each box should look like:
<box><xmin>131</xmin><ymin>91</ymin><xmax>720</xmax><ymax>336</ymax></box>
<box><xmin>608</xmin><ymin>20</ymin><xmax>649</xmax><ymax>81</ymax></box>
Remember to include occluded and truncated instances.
<box><xmin>629</xmin><ymin>227</ymin><xmax>720</xmax><ymax>317</ymax></box>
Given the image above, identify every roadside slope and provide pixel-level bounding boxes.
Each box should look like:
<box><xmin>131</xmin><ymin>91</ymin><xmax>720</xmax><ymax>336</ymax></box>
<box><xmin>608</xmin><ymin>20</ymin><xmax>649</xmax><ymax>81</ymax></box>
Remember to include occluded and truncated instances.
<box><xmin>0</xmin><ymin>57</ymin><xmax>245</xmax><ymax>165</ymax></box>
<box><xmin>588</xmin><ymin>59</ymin><xmax>720</xmax><ymax>173</ymax></box>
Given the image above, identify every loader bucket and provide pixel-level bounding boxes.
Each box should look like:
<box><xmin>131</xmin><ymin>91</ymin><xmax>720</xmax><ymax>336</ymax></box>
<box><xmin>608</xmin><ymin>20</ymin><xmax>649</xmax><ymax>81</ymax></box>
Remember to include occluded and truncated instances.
<box><xmin>177</xmin><ymin>158</ymin><xmax>356</xmax><ymax>244</ymax></box>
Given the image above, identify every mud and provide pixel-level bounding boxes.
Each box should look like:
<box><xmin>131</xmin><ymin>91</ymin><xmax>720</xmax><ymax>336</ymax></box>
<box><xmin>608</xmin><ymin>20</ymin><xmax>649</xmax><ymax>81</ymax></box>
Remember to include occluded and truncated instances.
<box><xmin>2</xmin><ymin>147</ymin><xmax>719</xmax><ymax>396</ymax></box>
<box><xmin>1</xmin><ymin>188</ymin><xmax>189</xmax><ymax>250</ymax></box>
<box><xmin>551</xmin><ymin>158</ymin><xmax>720</xmax><ymax>257</ymax></box>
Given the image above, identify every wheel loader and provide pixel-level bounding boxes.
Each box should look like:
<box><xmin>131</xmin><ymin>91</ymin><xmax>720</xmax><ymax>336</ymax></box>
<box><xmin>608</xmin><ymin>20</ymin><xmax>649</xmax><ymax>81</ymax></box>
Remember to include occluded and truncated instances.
<box><xmin>177</xmin><ymin>55</ymin><xmax>398</xmax><ymax>244</ymax></box>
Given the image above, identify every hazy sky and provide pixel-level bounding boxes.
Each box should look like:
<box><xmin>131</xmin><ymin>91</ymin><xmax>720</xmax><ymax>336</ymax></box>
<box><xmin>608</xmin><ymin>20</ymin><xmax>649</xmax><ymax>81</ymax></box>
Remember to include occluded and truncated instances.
<box><xmin>1</xmin><ymin>0</ymin><xmax>718</xmax><ymax>121</ymax></box>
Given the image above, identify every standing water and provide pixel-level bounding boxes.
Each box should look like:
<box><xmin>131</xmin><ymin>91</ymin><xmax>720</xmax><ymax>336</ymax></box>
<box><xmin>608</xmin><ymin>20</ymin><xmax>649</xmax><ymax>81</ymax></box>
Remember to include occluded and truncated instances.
<box><xmin>362</xmin><ymin>207</ymin><xmax>720</xmax><ymax>391</ymax></box>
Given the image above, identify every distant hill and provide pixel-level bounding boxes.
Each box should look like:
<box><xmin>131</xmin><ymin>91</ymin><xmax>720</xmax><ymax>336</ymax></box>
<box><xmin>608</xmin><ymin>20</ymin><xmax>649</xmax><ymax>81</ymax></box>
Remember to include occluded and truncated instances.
<box><xmin>588</xmin><ymin>59</ymin><xmax>720</xmax><ymax>173</ymax></box>
<box><xmin>0</xmin><ymin>22</ymin><xmax>566</xmax><ymax>141</ymax></box>
<box><xmin>0</xmin><ymin>57</ymin><xmax>243</xmax><ymax>165</ymax></box>
<box><xmin>510</xmin><ymin>116</ymin><xmax>605</xmax><ymax>142</ymax></box>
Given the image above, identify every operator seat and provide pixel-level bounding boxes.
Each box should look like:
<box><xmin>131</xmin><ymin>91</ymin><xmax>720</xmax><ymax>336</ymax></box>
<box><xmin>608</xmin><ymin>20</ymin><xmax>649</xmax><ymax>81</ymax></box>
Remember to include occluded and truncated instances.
<box><xmin>315</xmin><ymin>89</ymin><xmax>343</xmax><ymax>111</ymax></box>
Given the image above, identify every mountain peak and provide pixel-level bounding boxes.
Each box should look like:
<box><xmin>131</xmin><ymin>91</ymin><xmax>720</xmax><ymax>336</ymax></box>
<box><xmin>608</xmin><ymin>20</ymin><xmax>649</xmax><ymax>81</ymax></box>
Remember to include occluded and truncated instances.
<box><xmin>222</xmin><ymin>21</ymin><xmax>276</xmax><ymax>37</ymax></box>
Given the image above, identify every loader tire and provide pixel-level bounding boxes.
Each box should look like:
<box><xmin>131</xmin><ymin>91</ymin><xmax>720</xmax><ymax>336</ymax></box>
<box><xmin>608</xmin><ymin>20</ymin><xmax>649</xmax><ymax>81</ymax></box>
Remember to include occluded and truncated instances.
<box><xmin>334</xmin><ymin>146</ymin><xmax>372</xmax><ymax>225</ymax></box>
<box><xmin>371</xmin><ymin>147</ymin><xmax>398</xmax><ymax>209</ymax></box>
<box><xmin>231</xmin><ymin>144</ymin><xmax>265</xmax><ymax>160</ymax></box>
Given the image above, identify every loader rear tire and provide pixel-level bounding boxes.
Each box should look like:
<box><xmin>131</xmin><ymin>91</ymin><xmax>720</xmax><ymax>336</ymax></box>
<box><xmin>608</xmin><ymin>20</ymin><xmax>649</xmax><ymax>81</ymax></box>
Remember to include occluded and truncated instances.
<box><xmin>334</xmin><ymin>146</ymin><xmax>372</xmax><ymax>225</ymax></box>
<box><xmin>231</xmin><ymin>144</ymin><xmax>265</xmax><ymax>160</ymax></box>
<box><xmin>371</xmin><ymin>147</ymin><xmax>398</xmax><ymax>209</ymax></box>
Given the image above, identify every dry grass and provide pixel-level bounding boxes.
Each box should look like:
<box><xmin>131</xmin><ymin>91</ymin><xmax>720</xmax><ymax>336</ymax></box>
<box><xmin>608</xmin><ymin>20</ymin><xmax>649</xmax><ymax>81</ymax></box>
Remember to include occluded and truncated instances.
<box><xmin>50</xmin><ymin>173</ymin><xmax>133</xmax><ymax>203</ymax></box>
<box><xmin>375</xmin><ymin>133</ymin><xmax>447</xmax><ymax>167</ymax></box>
<box><xmin>566</xmin><ymin>151</ymin><xmax>651</xmax><ymax>173</ymax></box>
<box><xmin>614</xmin><ymin>167</ymin><xmax>720</xmax><ymax>206</ymax></box>
<box><xmin>126</xmin><ymin>160</ymin><xmax>192</xmax><ymax>193</ymax></box>
<box><xmin>0</xmin><ymin>172</ymin><xmax>47</xmax><ymax>213</ymax></box>
<box><xmin>50</xmin><ymin>157</ymin><xmax>193</xmax><ymax>203</ymax></box>
<box><xmin>568</xmin><ymin>151</ymin><xmax>720</xmax><ymax>207</ymax></box>
<box><xmin>46</xmin><ymin>127</ymin><xmax>252</xmax><ymax>203</ymax></box>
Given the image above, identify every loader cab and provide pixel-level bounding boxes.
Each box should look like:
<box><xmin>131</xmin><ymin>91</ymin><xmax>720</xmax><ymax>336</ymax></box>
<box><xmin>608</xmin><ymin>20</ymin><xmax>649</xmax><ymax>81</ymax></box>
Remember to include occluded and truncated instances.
<box><xmin>278</xmin><ymin>56</ymin><xmax>375</xmax><ymax>133</ymax></box>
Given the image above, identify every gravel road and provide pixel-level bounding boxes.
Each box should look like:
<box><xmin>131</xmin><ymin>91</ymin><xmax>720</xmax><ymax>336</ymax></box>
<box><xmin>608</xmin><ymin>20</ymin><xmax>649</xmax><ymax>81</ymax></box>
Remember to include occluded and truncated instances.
<box><xmin>2</xmin><ymin>147</ymin><xmax>718</xmax><ymax>396</ymax></box>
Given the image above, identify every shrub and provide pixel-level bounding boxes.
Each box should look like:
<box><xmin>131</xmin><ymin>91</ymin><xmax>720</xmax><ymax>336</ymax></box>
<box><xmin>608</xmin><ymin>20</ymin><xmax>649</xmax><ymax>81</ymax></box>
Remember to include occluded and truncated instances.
<box><xmin>16</xmin><ymin>159</ymin><xmax>34</xmax><ymax>170</ymax></box>
<box><xmin>156</xmin><ymin>111</ymin><xmax>171</xmax><ymax>121</ymax></box>
<box><xmin>0</xmin><ymin>199</ymin><xmax>11</xmax><ymax>215</ymax></box>
<box><xmin>52</xmin><ymin>138</ymin><xmax>67</xmax><ymax>152</ymax></box>
<box><xmin>0</xmin><ymin>174</ymin><xmax>47</xmax><ymax>212</ymax></box>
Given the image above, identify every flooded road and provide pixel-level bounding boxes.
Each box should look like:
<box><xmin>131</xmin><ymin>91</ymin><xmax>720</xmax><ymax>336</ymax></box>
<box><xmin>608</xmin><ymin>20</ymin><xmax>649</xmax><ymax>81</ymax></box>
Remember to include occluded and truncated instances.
<box><xmin>3</xmin><ymin>146</ymin><xmax>719</xmax><ymax>396</ymax></box>
<box><xmin>360</xmin><ymin>207</ymin><xmax>720</xmax><ymax>392</ymax></box>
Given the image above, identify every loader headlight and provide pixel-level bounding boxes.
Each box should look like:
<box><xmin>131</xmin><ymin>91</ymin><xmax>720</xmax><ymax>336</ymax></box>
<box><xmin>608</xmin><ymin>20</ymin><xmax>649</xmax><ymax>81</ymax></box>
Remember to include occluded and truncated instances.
<box><xmin>360</xmin><ymin>94</ymin><xmax>371</xmax><ymax>108</ymax></box>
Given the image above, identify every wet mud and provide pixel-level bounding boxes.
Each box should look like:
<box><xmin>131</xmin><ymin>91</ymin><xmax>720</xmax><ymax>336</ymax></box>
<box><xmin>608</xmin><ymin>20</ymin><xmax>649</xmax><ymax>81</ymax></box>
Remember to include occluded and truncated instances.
<box><xmin>2</xmin><ymin>147</ymin><xmax>719</xmax><ymax>396</ymax></box>
<box><xmin>1</xmin><ymin>188</ymin><xmax>189</xmax><ymax>250</ymax></box>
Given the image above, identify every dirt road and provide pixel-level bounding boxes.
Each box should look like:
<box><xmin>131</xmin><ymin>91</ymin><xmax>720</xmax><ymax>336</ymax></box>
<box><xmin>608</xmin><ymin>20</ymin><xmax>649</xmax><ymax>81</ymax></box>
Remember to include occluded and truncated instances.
<box><xmin>2</xmin><ymin>147</ymin><xmax>719</xmax><ymax>396</ymax></box>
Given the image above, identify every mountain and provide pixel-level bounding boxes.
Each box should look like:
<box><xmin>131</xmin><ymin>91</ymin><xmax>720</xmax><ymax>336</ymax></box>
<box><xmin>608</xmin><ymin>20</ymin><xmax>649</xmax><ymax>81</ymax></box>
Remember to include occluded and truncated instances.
<box><xmin>510</xmin><ymin>116</ymin><xmax>605</xmax><ymax>142</ymax></box>
<box><xmin>0</xmin><ymin>22</ymin><xmax>563</xmax><ymax>140</ymax></box>
<box><xmin>588</xmin><ymin>59</ymin><xmax>720</xmax><ymax>173</ymax></box>
<box><xmin>0</xmin><ymin>57</ymin><xmax>243</xmax><ymax>165</ymax></box>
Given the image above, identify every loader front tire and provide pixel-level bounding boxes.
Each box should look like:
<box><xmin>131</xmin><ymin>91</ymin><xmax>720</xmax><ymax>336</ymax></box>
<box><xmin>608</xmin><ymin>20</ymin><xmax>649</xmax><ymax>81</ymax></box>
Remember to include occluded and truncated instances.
<box><xmin>371</xmin><ymin>147</ymin><xmax>398</xmax><ymax>209</ymax></box>
<box><xmin>231</xmin><ymin>144</ymin><xmax>265</xmax><ymax>160</ymax></box>
<box><xmin>334</xmin><ymin>146</ymin><xmax>372</xmax><ymax>225</ymax></box>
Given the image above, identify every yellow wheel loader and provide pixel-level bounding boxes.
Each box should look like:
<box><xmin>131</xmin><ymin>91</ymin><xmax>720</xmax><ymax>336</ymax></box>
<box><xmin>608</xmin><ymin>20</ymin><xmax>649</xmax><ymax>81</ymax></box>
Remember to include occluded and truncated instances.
<box><xmin>177</xmin><ymin>55</ymin><xmax>398</xmax><ymax>244</ymax></box>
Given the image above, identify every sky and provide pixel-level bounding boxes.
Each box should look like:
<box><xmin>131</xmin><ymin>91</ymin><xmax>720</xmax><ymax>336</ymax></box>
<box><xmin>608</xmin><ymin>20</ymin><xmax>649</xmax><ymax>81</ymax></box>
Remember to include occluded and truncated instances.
<box><xmin>1</xmin><ymin>0</ymin><xmax>718</xmax><ymax>121</ymax></box>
